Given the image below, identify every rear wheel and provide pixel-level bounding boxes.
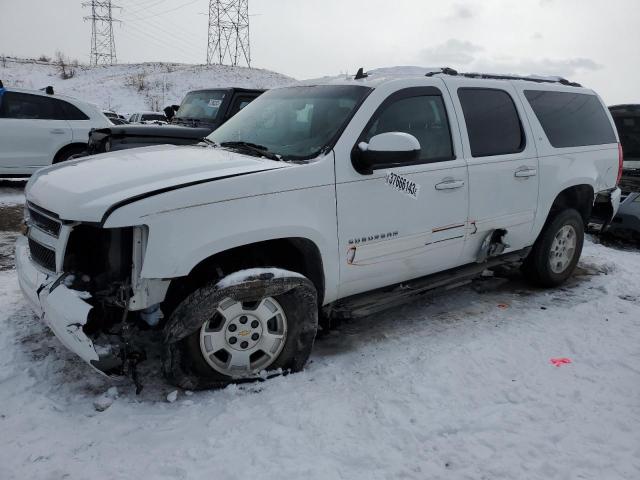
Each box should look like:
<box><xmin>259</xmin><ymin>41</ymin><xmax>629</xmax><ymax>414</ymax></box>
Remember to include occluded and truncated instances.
<box><xmin>53</xmin><ymin>144</ymin><xmax>86</xmax><ymax>164</ymax></box>
<box><xmin>522</xmin><ymin>208</ymin><xmax>584</xmax><ymax>287</ymax></box>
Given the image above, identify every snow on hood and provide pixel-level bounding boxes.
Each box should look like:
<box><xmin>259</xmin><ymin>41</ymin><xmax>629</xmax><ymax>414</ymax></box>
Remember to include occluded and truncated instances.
<box><xmin>26</xmin><ymin>145</ymin><xmax>288</xmax><ymax>222</ymax></box>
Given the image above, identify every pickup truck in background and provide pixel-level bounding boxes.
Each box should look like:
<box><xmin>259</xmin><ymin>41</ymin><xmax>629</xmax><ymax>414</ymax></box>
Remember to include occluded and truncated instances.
<box><xmin>86</xmin><ymin>88</ymin><xmax>264</xmax><ymax>155</ymax></box>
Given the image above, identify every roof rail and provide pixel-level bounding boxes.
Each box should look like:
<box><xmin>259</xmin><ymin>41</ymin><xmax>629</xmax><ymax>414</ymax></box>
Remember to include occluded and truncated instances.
<box><xmin>425</xmin><ymin>68</ymin><xmax>581</xmax><ymax>87</ymax></box>
<box><xmin>425</xmin><ymin>67</ymin><xmax>458</xmax><ymax>77</ymax></box>
<box><xmin>459</xmin><ymin>72</ymin><xmax>582</xmax><ymax>87</ymax></box>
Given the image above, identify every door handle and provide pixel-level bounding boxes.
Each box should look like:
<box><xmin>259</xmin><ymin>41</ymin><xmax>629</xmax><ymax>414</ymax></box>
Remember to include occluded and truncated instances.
<box><xmin>50</xmin><ymin>129</ymin><xmax>66</xmax><ymax>135</ymax></box>
<box><xmin>514</xmin><ymin>168</ymin><xmax>537</xmax><ymax>178</ymax></box>
<box><xmin>435</xmin><ymin>180</ymin><xmax>465</xmax><ymax>190</ymax></box>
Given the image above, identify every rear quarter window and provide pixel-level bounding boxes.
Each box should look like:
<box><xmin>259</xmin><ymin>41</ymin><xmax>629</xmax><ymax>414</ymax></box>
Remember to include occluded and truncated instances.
<box><xmin>58</xmin><ymin>100</ymin><xmax>89</xmax><ymax>120</ymax></box>
<box><xmin>524</xmin><ymin>90</ymin><xmax>617</xmax><ymax>148</ymax></box>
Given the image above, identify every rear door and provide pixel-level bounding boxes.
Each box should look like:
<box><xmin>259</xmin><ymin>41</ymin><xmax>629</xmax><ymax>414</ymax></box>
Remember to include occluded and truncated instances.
<box><xmin>444</xmin><ymin>79</ymin><xmax>540</xmax><ymax>263</ymax></box>
<box><xmin>334</xmin><ymin>81</ymin><xmax>469</xmax><ymax>298</ymax></box>
<box><xmin>58</xmin><ymin>99</ymin><xmax>93</xmax><ymax>144</ymax></box>
<box><xmin>0</xmin><ymin>91</ymin><xmax>72</xmax><ymax>173</ymax></box>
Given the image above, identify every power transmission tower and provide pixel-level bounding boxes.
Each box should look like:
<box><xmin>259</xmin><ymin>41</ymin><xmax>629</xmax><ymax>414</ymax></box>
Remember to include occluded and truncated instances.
<box><xmin>207</xmin><ymin>0</ymin><xmax>251</xmax><ymax>67</ymax></box>
<box><xmin>82</xmin><ymin>1</ymin><xmax>120</xmax><ymax>66</ymax></box>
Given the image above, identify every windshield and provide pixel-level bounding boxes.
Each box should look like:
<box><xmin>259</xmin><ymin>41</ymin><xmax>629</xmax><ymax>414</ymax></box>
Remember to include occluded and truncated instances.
<box><xmin>176</xmin><ymin>90</ymin><xmax>227</xmax><ymax>121</ymax></box>
<box><xmin>207</xmin><ymin>85</ymin><xmax>371</xmax><ymax>160</ymax></box>
<box><xmin>614</xmin><ymin>115</ymin><xmax>640</xmax><ymax>160</ymax></box>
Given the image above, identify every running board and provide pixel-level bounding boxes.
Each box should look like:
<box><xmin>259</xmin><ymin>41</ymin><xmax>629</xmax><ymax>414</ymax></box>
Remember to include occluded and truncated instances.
<box><xmin>327</xmin><ymin>248</ymin><xmax>530</xmax><ymax>320</ymax></box>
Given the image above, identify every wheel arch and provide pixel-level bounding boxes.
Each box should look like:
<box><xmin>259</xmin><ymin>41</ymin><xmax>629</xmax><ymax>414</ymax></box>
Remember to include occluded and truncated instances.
<box><xmin>546</xmin><ymin>184</ymin><xmax>595</xmax><ymax>225</ymax></box>
<box><xmin>162</xmin><ymin>237</ymin><xmax>326</xmax><ymax>316</ymax></box>
<box><xmin>53</xmin><ymin>142</ymin><xmax>87</xmax><ymax>164</ymax></box>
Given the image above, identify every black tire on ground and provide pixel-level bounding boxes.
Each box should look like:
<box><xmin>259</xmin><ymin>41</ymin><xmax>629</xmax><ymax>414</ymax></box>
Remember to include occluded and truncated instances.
<box><xmin>522</xmin><ymin>208</ymin><xmax>585</xmax><ymax>287</ymax></box>
<box><xmin>162</xmin><ymin>272</ymin><xmax>318</xmax><ymax>390</ymax></box>
<box><xmin>53</xmin><ymin>145</ymin><xmax>87</xmax><ymax>164</ymax></box>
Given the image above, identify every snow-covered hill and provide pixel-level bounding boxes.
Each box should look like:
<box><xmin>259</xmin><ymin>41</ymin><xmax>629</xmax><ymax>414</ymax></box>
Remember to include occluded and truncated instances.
<box><xmin>0</xmin><ymin>57</ymin><xmax>296</xmax><ymax>115</ymax></box>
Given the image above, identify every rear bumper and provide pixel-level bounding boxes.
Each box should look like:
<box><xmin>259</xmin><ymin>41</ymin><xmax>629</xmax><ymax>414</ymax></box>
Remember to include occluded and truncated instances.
<box><xmin>608</xmin><ymin>192</ymin><xmax>640</xmax><ymax>236</ymax></box>
<box><xmin>16</xmin><ymin>236</ymin><xmax>119</xmax><ymax>374</ymax></box>
<box><xmin>609</xmin><ymin>187</ymin><xmax>622</xmax><ymax>218</ymax></box>
<box><xmin>591</xmin><ymin>187</ymin><xmax>621</xmax><ymax>226</ymax></box>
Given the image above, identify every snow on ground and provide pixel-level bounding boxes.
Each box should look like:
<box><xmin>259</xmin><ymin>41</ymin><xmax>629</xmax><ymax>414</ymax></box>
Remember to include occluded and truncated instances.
<box><xmin>0</xmin><ymin>57</ymin><xmax>296</xmax><ymax>114</ymax></box>
<box><xmin>0</xmin><ymin>180</ymin><xmax>26</xmax><ymax>206</ymax></box>
<box><xmin>0</xmin><ymin>201</ymin><xmax>639</xmax><ymax>480</ymax></box>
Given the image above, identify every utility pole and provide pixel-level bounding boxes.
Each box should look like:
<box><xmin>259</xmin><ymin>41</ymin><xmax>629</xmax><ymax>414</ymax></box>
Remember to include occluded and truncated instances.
<box><xmin>82</xmin><ymin>1</ymin><xmax>120</xmax><ymax>66</ymax></box>
<box><xmin>207</xmin><ymin>0</ymin><xmax>251</xmax><ymax>67</ymax></box>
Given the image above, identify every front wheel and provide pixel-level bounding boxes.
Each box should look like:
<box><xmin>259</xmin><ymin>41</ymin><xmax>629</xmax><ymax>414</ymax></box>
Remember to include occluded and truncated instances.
<box><xmin>522</xmin><ymin>208</ymin><xmax>585</xmax><ymax>287</ymax></box>
<box><xmin>162</xmin><ymin>270</ymin><xmax>318</xmax><ymax>390</ymax></box>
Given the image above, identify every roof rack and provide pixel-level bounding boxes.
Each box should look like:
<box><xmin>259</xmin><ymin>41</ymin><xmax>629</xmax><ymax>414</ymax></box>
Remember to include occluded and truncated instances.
<box><xmin>354</xmin><ymin>67</ymin><xmax>368</xmax><ymax>80</ymax></box>
<box><xmin>425</xmin><ymin>67</ymin><xmax>458</xmax><ymax>77</ymax></box>
<box><xmin>609</xmin><ymin>104</ymin><xmax>640</xmax><ymax>112</ymax></box>
<box><xmin>425</xmin><ymin>67</ymin><xmax>582</xmax><ymax>87</ymax></box>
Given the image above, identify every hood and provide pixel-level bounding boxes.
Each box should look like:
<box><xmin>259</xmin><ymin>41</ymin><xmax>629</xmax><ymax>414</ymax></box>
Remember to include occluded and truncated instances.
<box><xmin>26</xmin><ymin>145</ymin><xmax>288</xmax><ymax>223</ymax></box>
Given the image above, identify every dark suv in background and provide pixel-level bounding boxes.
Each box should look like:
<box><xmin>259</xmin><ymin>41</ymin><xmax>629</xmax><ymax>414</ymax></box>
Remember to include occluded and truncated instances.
<box><xmin>607</xmin><ymin>104</ymin><xmax>640</xmax><ymax>240</ymax></box>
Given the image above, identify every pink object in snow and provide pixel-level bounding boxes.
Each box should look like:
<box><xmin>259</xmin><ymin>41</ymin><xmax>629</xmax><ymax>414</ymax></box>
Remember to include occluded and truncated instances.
<box><xmin>550</xmin><ymin>357</ymin><xmax>572</xmax><ymax>367</ymax></box>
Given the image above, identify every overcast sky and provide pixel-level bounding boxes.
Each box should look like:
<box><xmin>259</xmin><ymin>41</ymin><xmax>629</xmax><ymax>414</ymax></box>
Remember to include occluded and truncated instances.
<box><xmin>0</xmin><ymin>0</ymin><xmax>638</xmax><ymax>104</ymax></box>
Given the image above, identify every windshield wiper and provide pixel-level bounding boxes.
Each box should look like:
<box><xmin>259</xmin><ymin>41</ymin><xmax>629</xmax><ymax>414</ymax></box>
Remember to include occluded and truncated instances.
<box><xmin>220</xmin><ymin>141</ymin><xmax>281</xmax><ymax>161</ymax></box>
<box><xmin>201</xmin><ymin>137</ymin><xmax>218</xmax><ymax>147</ymax></box>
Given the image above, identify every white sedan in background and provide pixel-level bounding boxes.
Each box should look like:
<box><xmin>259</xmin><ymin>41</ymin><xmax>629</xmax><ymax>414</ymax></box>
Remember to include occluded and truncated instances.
<box><xmin>0</xmin><ymin>85</ymin><xmax>110</xmax><ymax>176</ymax></box>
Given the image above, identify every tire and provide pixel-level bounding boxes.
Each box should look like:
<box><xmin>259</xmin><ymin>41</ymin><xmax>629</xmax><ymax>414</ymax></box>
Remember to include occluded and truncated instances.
<box><xmin>522</xmin><ymin>208</ymin><xmax>584</xmax><ymax>287</ymax></box>
<box><xmin>53</xmin><ymin>145</ymin><xmax>87</xmax><ymax>164</ymax></box>
<box><xmin>162</xmin><ymin>270</ymin><xmax>318</xmax><ymax>390</ymax></box>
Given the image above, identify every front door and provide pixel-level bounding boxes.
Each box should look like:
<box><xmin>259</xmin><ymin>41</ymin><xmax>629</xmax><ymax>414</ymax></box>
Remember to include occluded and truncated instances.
<box><xmin>334</xmin><ymin>83</ymin><xmax>469</xmax><ymax>299</ymax></box>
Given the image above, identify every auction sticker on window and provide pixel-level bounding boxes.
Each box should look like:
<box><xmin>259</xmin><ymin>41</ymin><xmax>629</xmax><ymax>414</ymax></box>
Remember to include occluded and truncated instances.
<box><xmin>385</xmin><ymin>172</ymin><xmax>420</xmax><ymax>199</ymax></box>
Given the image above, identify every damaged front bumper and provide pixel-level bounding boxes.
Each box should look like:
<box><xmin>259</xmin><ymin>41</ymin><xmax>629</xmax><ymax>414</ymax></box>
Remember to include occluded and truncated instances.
<box><xmin>16</xmin><ymin>236</ymin><xmax>121</xmax><ymax>376</ymax></box>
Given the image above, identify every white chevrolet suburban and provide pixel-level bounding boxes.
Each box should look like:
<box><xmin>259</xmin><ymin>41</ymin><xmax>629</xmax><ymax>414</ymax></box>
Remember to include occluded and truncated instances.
<box><xmin>0</xmin><ymin>83</ymin><xmax>110</xmax><ymax>176</ymax></box>
<box><xmin>16</xmin><ymin>69</ymin><xmax>622</xmax><ymax>390</ymax></box>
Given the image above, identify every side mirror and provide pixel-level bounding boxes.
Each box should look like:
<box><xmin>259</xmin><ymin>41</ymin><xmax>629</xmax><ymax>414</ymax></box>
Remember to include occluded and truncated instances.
<box><xmin>352</xmin><ymin>132</ymin><xmax>421</xmax><ymax>174</ymax></box>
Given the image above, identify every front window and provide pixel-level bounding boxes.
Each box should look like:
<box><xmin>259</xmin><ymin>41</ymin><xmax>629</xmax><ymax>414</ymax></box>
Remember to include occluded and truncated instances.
<box><xmin>362</xmin><ymin>94</ymin><xmax>454</xmax><ymax>163</ymax></box>
<box><xmin>207</xmin><ymin>85</ymin><xmax>371</xmax><ymax>160</ymax></box>
<box><xmin>176</xmin><ymin>90</ymin><xmax>227</xmax><ymax>121</ymax></box>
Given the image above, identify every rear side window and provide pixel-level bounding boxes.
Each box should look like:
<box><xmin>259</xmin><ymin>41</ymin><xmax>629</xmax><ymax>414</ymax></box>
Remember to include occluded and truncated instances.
<box><xmin>0</xmin><ymin>92</ymin><xmax>65</xmax><ymax>120</ymax></box>
<box><xmin>524</xmin><ymin>90</ymin><xmax>617</xmax><ymax>148</ymax></box>
<box><xmin>458</xmin><ymin>88</ymin><xmax>525</xmax><ymax>157</ymax></box>
<box><xmin>58</xmin><ymin>100</ymin><xmax>89</xmax><ymax>120</ymax></box>
<box><xmin>229</xmin><ymin>96</ymin><xmax>255</xmax><ymax>117</ymax></box>
<box><xmin>363</xmin><ymin>95</ymin><xmax>454</xmax><ymax>163</ymax></box>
